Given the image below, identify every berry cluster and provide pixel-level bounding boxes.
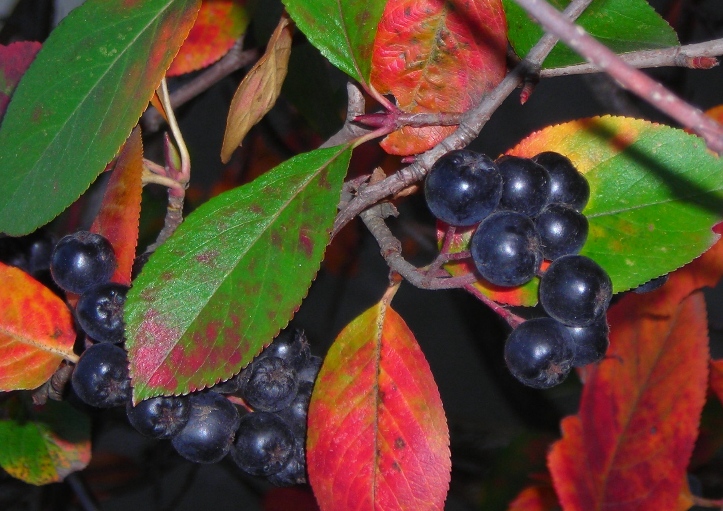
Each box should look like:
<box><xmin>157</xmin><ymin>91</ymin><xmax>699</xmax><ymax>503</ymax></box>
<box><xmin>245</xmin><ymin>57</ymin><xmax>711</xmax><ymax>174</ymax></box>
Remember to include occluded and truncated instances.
<box><xmin>425</xmin><ymin>151</ymin><xmax>612</xmax><ymax>388</ymax></box>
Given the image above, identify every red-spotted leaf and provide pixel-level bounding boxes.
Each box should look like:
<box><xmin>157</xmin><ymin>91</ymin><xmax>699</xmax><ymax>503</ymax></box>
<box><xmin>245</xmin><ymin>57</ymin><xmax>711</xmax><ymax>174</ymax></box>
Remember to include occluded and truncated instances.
<box><xmin>0</xmin><ymin>0</ymin><xmax>200</xmax><ymax>236</ymax></box>
<box><xmin>507</xmin><ymin>485</ymin><xmax>559</xmax><ymax>511</ymax></box>
<box><xmin>370</xmin><ymin>0</ymin><xmax>507</xmax><ymax>155</ymax></box>
<box><xmin>307</xmin><ymin>291</ymin><xmax>451</xmax><ymax>511</ymax></box>
<box><xmin>458</xmin><ymin>116</ymin><xmax>723</xmax><ymax>307</ymax></box>
<box><xmin>0</xmin><ymin>41</ymin><xmax>41</xmax><ymax>121</ymax></box>
<box><xmin>221</xmin><ymin>13</ymin><xmax>292</xmax><ymax>163</ymax></box>
<box><xmin>124</xmin><ymin>145</ymin><xmax>352</xmax><ymax>402</ymax></box>
<box><xmin>0</xmin><ymin>264</ymin><xmax>77</xmax><ymax>391</ymax></box>
<box><xmin>548</xmin><ymin>277</ymin><xmax>709</xmax><ymax>509</ymax></box>
<box><xmin>167</xmin><ymin>0</ymin><xmax>249</xmax><ymax>76</ymax></box>
<box><xmin>90</xmin><ymin>126</ymin><xmax>143</xmax><ymax>286</ymax></box>
<box><xmin>282</xmin><ymin>0</ymin><xmax>386</xmax><ymax>84</ymax></box>
<box><xmin>0</xmin><ymin>394</ymin><xmax>90</xmax><ymax>485</ymax></box>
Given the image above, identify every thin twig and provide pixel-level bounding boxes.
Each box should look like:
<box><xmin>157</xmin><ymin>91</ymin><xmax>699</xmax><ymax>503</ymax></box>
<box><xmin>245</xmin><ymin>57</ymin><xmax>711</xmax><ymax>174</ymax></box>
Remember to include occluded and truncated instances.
<box><xmin>142</xmin><ymin>37</ymin><xmax>259</xmax><ymax>132</ymax></box>
<box><xmin>512</xmin><ymin>0</ymin><xmax>723</xmax><ymax>153</ymax></box>
<box><xmin>541</xmin><ymin>37</ymin><xmax>723</xmax><ymax>77</ymax></box>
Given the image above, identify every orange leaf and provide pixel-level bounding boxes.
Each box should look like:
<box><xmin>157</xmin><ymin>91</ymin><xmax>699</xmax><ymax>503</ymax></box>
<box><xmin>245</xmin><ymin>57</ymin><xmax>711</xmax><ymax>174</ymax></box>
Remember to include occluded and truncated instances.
<box><xmin>90</xmin><ymin>126</ymin><xmax>143</xmax><ymax>286</ymax></box>
<box><xmin>0</xmin><ymin>264</ymin><xmax>77</xmax><ymax>390</ymax></box>
<box><xmin>507</xmin><ymin>485</ymin><xmax>559</xmax><ymax>511</ymax></box>
<box><xmin>370</xmin><ymin>0</ymin><xmax>507</xmax><ymax>155</ymax></box>
<box><xmin>548</xmin><ymin>279</ymin><xmax>709</xmax><ymax>510</ymax></box>
<box><xmin>220</xmin><ymin>14</ymin><xmax>292</xmax><ymax>163</ymax></box>
<box><xmin>167</xmin><ymin>0</ymin><xmax>249</xmax><ymax>76</ymax></box>
<box><xmin>307</xmin><ymin>289</ymin><xmax>451</xmax><ymax>510</ymax></box>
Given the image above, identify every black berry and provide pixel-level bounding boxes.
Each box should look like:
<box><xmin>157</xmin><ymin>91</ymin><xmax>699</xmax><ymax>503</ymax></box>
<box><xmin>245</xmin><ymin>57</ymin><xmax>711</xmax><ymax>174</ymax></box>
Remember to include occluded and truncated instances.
<box><xmin>470</xmin><ymin>211</ymin><xmax>542</xmax><ymax>287</ymax></box>
<box><xmin>539</xmin><ymin>255</ymin><xmax>613</xmax><ymax>327</ymax></box>
<box><xmin>534</xmin><ymin>203</ymin><xmax>588</xmax><ymax>260</ymax></box>
<box><xmin>126</xmin><ymin>395</ymin><xmax>191</xmax><ymax>439</ymax></box>
<box><xmin>241</xmin><ymin>357</ymin><xmax>299</xmax><ymax>412</ymax></box>
<box><xmin>231</xmin><ymin>412</ymin><xmax>295</xmax><ymax>476</ymax></box>
<box><xmin>533</xmin><ymin>152</ymin><xmax>590</xmax><ymax>211</ymax></box>
<box><xmin>171</xmin><ymin>391</ymin><xmax>241</xmax><ymax>464</ymax></box>
<box><xmin>267</xmin><ymin>437</ymin><xmax>307</xmax><ymax>486</ymax></box>
<box><xmin>76</xmin><ymin>283</ymin><xmax>128</xmax><ymax>344</ymax></box>
<box><xmin>633</xmin><ymin>274</ymin><xmax>669</xmax><ymax>294</ymax></box>
<box><xmin>50</xmin><ymin>231</ymin><xmax>116</xmax><ymax>294</ymax></box>
<box><xmin>274</xmin><ymin>381</ymin><xmax>313</xmax><ymax>438</ymax></box>
<box><xmin>567</xmin><ymin>318</ymin><xmax>609</xmax><ymax>367</ymax></box>
<box><xmin>298</xmin><ymin>355</ymin><xmax>322</xmax><ymax>384</ymax></box>
<box><xmin>424</xmin><ymin>150</ymin><xmax>502</xmax><ymax>226</ymax></box>
<box><xmin>260</xmin><ymin>329</ymin><xmax>310</xmax><ymax>370</ymax></box>
<box><xmin>496</xmin><ymin>156</ymin><xmax>550</xmax><ymax>216</ymax></box>
<box><xmin>71</xmin><ymin>343</ymin><xmax>131</xmax><ymax>408</ymax></box>
<box><xmin>504</xmin><ymin>317</ymin><xmax>574</xmax><ymax>388</ymax></box>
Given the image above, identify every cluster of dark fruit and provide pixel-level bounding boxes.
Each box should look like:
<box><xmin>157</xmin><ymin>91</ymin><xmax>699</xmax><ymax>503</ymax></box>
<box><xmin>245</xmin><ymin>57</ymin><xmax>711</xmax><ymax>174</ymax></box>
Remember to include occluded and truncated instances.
<box><xmin>425</xmin><ymin>150</ymin><xmax>613</xmax><ymax>388</ymax></box>
<box><xmin>41</xmin><ymin>230</ymin><xmax>319</xmax><ymax>485</ymax></box>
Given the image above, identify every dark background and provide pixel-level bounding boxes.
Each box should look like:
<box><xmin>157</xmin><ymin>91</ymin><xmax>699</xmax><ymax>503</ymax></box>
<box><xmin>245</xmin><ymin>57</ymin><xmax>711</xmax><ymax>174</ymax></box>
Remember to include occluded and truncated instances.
<box><xmin>2</xmin><ymin>0</ymin><xmax>723</xmax><ymax>509</ymax></box>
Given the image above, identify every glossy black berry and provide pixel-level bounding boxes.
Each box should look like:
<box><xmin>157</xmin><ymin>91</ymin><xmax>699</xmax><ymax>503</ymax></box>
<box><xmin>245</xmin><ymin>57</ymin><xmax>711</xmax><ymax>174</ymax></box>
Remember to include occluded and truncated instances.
<box><xmin>267</xmin><ymin>437</ymin><xmax>307</xmax><ymax>486</ymax></box>
<box><xmin>298</xmin><ymin>355</ymin><xmax>322</xmax><ymax>384</ymax></box>
<box><xmin>504</xmin><ymin>317</ymin><xmax>574</xmax><ymax>388</ymax></box>
<box><xmin>26</xmin><ymin>230</ymin><xmax>55</xmax><ymax>274</ymax></box>
<box><xmin>231</xmin><ymin>412</ymin><xmax>295</xmax><ymax>476</ymax></box>
<box><xmin>76</xmin><ymin>283</ymin><xmax>128</xmax><ymax>344</ymax></box>
<box><xmin>496</xmin><ymin>156</ymin><xmax>550</xmax><ymax>216</ymax></box>
<box><xmin>539</xmin><ymin>255</ymin><xmax>613</xmax><ymax>327</ymax></box>
<box><xmin>533</xmin><ymin>152</ymin><xmax>590</xmax><ymax>211</ymax></box>
<box><xmin>261</xmin><ymin>329</ymin><xmax>310</xmax><ymax>370</ymax></box>
<box><xmin>171</xmin><ymin>391</ymin><xmax>241</xmax><ymax>464</ymax></box>
<box><xmin>274</xmin><ymin>381</ymin><xmax>312</xmax><ymax>438</ymax></box>
<box><xmin>126</xmin><ymin>395</ymin><xmax>191</xmax><ymax>439</ymax></box>
<box><xmin>633</xmin><ymin>274</ymin><xmax>669</xmax><ymax>294</ymax></box>
<box><xmin>424</xmin><ymin>150</ymin><xmax>502</xmax><ymax>226</ymax></box>
<box><xmin>567</xmin><ymin>318</ymin><xmax>609</xmax><ymax>367</ymax></box>
<box><xmin>241</xmin><ymin>357</ymin><xmax>299</xmax><ymax>412</ymax></box>
<box><xmin>50</xmin><ymin>231</ymin><xmax>116</xmax><ymax>294</ymax></box>
<box><xmin>71</xmin><ymin>343</ymin><xmax>131</xmax><ymax>408</ymax></box>
<box><xmin>534</xmin><ymin>203</ymin><xmax>588</xmax><ymax>260</ymax></box>
<box><xmin>470</xmin><ymin>211</ymin><xmax>542</xmax><ymax>287</ymax></box>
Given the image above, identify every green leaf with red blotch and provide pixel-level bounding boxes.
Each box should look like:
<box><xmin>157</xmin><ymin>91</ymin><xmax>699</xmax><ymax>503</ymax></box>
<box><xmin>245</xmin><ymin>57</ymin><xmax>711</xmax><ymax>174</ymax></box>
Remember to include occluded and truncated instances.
<box><xmin>90</xmin><ymin>127</ymin><xmax>143</xmax><ymax>286</ymax></box>
<box><xmin>0</xmin><ymin>42</ymin><xmax>41</xmax><ymax>121</ymax></box>
<box><xmin>502</xmin><ymin>0</ymin><xmax>678</xmax><ymax>69</ymax></box>
<box><xmin>0</xmin><ymin>264</ymin><xmax>77</xmax><ymax>391</ymax></box>
<box><xmin>0</xmin><ymin>393</ymin><xmax>90</xmax><ymax>485</ymax></box>
<box><xmin>547</xmin><ymin>268</ymin><xmax>710</xmax><ymax>510</ymax></box>
<box><xmin>507</xmin><ymin>485</ymin><xmax>559</xmax><ymax>511</ymax></box>
<box><xmin>307</xmin><ymin>289</ymin><xmax>451</xmax><ymax>511</ymax></box>
<box><xmin>124</xmin><ymin>145</ymin><xmax>352</xmax><ymax>402</ymax></box>
<box><xmin>282</xmin><ymin>0</ymin><xmax>386</xmax><ymax>84</ymax></box>
<box><xmin>370</xmin><ymin>0</ymin><xmax>507</xmax><ymax>155</ymax></box>
<box><xmin>464</xmin><ymin>116</ymin><xmax>723</xmax><ymax>307</ymax></box>
<box><xmin>0</xmin><ymin>0</ymin><xmax>200</xmax><ymax>236</ymax></box>
<box><xmin>168</xmin><ymin>0</ymin><xmax>249</xmax><ymax>76</ymax></box>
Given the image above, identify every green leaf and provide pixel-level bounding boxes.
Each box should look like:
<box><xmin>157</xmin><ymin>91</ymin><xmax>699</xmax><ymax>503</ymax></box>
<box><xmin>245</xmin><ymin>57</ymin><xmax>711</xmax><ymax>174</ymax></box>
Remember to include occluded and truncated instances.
<box><xmin>502</xmin><ymin>0</ymin><xmax>679</xmax><ymax>69</ymax></box>
<box><xmin>508</xmin><ymin>116</ymin><xmax>723</xmax><ymax>297</ymax></box>
<box><xmin>0</xmin><ymin>0</ymin><xmax>201</xmax><ymax>236</ymax></box>
<box><xmin>281</xmin><ymin>0</ymin><xmax>386</xmax><ymax>84</ymax></box>
<box><xmin>125</xmin><ymin>145</ymin><xmax>353</xmax><ymax>402</ymax></box>
<box><xmin>0</xmin><ymin>394</ymin><xmax>90</xmax><ymax>485</ymax></box>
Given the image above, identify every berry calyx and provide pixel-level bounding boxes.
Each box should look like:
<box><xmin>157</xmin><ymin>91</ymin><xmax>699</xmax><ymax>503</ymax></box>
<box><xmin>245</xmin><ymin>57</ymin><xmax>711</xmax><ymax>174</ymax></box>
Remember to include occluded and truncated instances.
<box><xmin>496</xmin><ymin>155</ymin><xmax>550</xmax><ymax>216</ymax></box>
<box><xmin>504</xmin><ymin>317</ymin><xmax>574</xmax><ymax>388</ymax></box>
<box><xmin>241</xmin><ymin>356</ymin><xmax>299</xmax><ymax>412</ymax></box>
<box><xmin>71</xmin><ymin>343</ymin><xmax>131</xmax><ymax>408</ymax></box>
<box><xmin>76</xmin><ymin>283</ymin><xmax>129</xmax><ymax>344</ymax></box>
<box><xmin>231</xmin><ymin>412</ymin><xmax>295</xmax><ymax>477</ymax></box>
<box><xmin>424</xmin><ymin>150</ymin><xmax>502</xmax><ymax>226</ymax></box>
<box><xmin>50</xmin><ymin>231</ymin><xmax>116</xmax><ymax>294</ymax></box>
<box><xmin>470</xmin><ymin>211</ymin><xmax>542</xmax><ymax>287</ymax></box>
<box><xmin>126</xmin><ymin>395</ymin><xmax>191</xmax><ymax>439</ymax></box>
<box><xmin>539</xmin><ymin>255</ymin><xmax>613</xmax><ymax>327</ymax></box>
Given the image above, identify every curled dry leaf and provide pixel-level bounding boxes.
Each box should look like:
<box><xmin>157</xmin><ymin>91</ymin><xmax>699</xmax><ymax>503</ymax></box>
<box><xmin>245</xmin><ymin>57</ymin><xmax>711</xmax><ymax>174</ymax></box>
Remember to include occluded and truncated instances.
<box><xmin>221</xmin><ymin>14</ymin><xmax>292</xmax><ymax>163</ymax></box>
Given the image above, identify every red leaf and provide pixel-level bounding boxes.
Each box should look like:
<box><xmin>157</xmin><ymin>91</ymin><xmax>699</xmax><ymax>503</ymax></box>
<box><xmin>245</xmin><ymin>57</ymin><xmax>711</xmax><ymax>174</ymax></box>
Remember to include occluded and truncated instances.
<box><xmin>307</xmin><ymin>289</ymin><xmax>451</xmax><ymax>510</ymax></box>
<box><xmin>548</xmin><ymin>272</ymin><xmax>709</xmax><ymax>509</ymax></box>
<box><xmin>710</xmin><ymin>359</ymin><xmax>723</xmax><ymax>407</ymax></box>
<box><xmin>0</xmin><ymin>264</ymin><xmax>77</xmax><ymax>390</ymax></box>
<box><xmin>90</xmin><ymin>127</ymin><xmax>143</xmax><ymax>286</ymax></box>
<box><xmin>0</xmin><ymin>42</ymin><xmax>41</xmax><ymax>121</ymax></box>
<box><xmin>167</xmin><ymin>0</ymin><xmax>249</xmax><ymax>76</ymax></box>
<box><xmin>507</xmin><ymin>485</ymin><xmax>559</xmax><ymax>511</ymax></box>
<box><xmin>370</xmin><ymin>0</ymin><xmax>507</xmax><ymax>155</ymax></box>
<box><xmin>263</xmin><ymin>487</ymin><xmax>320</xmax><ymax>511</ymax></box>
